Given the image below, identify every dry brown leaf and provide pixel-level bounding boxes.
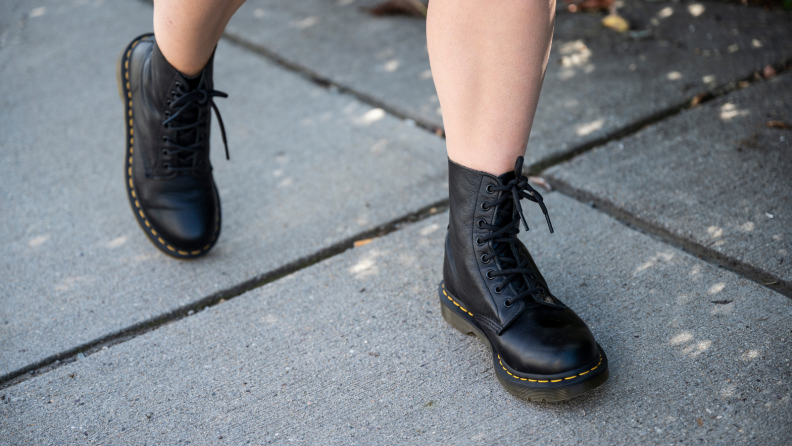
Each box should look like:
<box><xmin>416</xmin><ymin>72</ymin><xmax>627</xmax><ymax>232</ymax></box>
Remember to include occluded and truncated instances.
<box><xmin>354</xmin><ymin>238</ymin><xmax>373</xmax><ymax>247</ymax></box>
<box><xmin>689</xmin><ymin>93</ymin><xmax>709</xmax><ymax>107</ymax></box>
<box><xmin>602</xmin><ymin>14</ymin><xmax>629</xmax><ymax>33</ymax></box>
<box><xmin>697</xmin><ymin>418</ymin><xmax>703</xmax><ymax>427</ymax></box>
<box><xmin>527</xmin><ymin>176</ymin><xmax>553</xmax><ymax>191</ymax></box>
<box><xmin>767</xmin><ymin>121</ymin><xmax>791</xmax><ymax>129</ymax></box>
<box><xmin>365</xmin><ymin>0</ymin><xmax>427</xmax><ymax>17</ymax></box>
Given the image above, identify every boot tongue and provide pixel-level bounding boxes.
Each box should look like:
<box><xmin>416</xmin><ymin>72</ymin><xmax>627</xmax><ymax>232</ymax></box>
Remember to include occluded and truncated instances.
<box><xmin>182</xmin><ymin>72</ymin><xmax>203</xmax><ymax>91</ymax></box>
<box><xmin>494</xmin><ymin>170</ymin><xmax>516</xmax><ymax>227</ymax></box>
<box><xmin>171</xmin><ymin>72</ymin><xmax>207</xmax><ymax>169</ymax></box>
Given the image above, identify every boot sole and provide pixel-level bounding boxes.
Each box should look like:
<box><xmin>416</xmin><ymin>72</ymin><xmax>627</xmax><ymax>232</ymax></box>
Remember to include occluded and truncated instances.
<box><xmin>117</xmin><ymin>34</ymin><xmax>221</xmax><ymax>259</ymax></box>
<box><xmin>439</xmin><ymin>281</ymin><xmax>609</xmax><ymax>402</ymax></box>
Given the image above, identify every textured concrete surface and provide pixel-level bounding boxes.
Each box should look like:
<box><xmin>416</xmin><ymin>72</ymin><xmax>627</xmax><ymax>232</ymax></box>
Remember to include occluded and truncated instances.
<box><xmin>0</xmin><ymin>0</ymin><xmax>446</xmax><ymax>377</ymax></box>
<box><xmin>547</xmin><ymin>74</ymin><xmax>792</xmax><ymax>294</ymax></box>
<box><xmin>3</xmin><ymin>194</ymin><xmax>790</xmax><ymax>445</ymax></box>
<box><xmin>226</xmin><ymin>0</ymin><xmax>792</xmax><ymax>167</ymax></box>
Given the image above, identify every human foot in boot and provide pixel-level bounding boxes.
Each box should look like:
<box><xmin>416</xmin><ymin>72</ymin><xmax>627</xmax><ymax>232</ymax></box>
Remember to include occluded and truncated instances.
<box><xmin>439</xmin><ymin>157</ymin><xmax>608</xmax><ymax>402</ymax></box>
<box><xmin>117</xmin><ymin>34</ymin><xmax>229</xmax><ymax>259</ymax></box>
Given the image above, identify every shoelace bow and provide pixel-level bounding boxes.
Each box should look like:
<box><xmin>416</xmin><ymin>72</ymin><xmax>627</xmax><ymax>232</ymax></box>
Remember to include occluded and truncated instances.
<box><xmin>478</xmin><ymin>156</ymin><xmax>562</xmax><ymax>324</ymax></box>
<box><xmin>162</xmin><ymin>81</ymin><xmax>229</xmax><ymax>171</ymax></box>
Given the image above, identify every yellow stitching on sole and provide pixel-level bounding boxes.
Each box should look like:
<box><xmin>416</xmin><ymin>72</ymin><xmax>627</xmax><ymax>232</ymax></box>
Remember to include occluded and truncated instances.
<box><xmin>178</xmin><ymin>250</ymin><xmax>188</xmax><ymax>255</ymax></box>
<box><xmin>151</xmin><ymin>229</ymin><xmax>157</xmax><ymax>236</ymax></box>
<box><xmin>166</xmin><ymin>245</ymin><xmax>176</xmax><ymax>251</ymax></box>
<box><xmin>138</xmin><ymin>210</ymin><xmax>144</xmax><ymax>218</ymax></box>
<box><xmin>501</xmin><ymin>354</ymin><xmax>602</xmax><ymax>383</ymax></box>
<box><xmin>158</xmin><ymin>237</ymin><xmax>165</xmax><ymax>244</ymax></box>
<box><xmin>443</xmin><ymin>285</ymin><xmax>474</xmax><ymax>316</ymax></box>
<box><xmin>538</xmin><ymin>380</ymin><xmax>549</xmax><ymax>383</ymax></box>
<box><xmin>191</xmin><ymin>250</ymin><xmax>201</xmax><ymax>255</ymax></box>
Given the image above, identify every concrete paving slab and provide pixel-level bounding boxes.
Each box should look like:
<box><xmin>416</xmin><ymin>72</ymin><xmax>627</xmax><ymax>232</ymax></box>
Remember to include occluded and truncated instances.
<box><xmin>0</xmin><ymin>0</ymin><xmax>446</xmax><ymax>378</ymax></box>
<box><xmin>546</xmin><ymin>74</ymin><xmax>792</xmax><ymax>296</ymax></box>
<box><xmin>225</xmin><ymin>0</ymin><xmax>792</xmax><ymax>167</ymax></box>
<box><xmin>2</xmin><ymin>193</ymin><xmax>790</xmax><ymax>445</ymax></box>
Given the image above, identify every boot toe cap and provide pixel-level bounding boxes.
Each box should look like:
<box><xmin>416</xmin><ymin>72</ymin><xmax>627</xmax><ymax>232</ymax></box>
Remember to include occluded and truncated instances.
<box><xmin>147</xmin><ymin>205</ymin><xmax>217</xmax><ymax>251</ymax></box>
<box><xmin>494</xmin><ymin>307</ymin><xmax>599</xmax><ymax>375</ymax></box>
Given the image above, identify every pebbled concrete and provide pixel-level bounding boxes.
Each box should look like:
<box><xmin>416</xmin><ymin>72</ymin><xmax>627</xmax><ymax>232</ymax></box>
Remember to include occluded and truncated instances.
<box><xmin>0</xmin><ymin>0</ymin><xmax>446</xmax><ymax>378</ymax></box>
<box><xmin>547</xmin><ymin>73</ymin><xmax>792</xmax><ymax>295</ymax></box>
<box><xmin>225</xmin><ymin>0</ymin><xmax>792</xmax><ymax>167</ymax></box>
<box><xmin>2</xmin><ymin>193</ymin><xmax>790</xmax><ymax>445</ymax></box>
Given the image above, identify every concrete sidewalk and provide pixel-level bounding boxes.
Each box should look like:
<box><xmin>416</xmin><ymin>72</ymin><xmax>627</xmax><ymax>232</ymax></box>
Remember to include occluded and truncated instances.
<box><xmin>3</xmin><ymin>195</ymin><xmax>790</xmax><ymax>444</ymax></box>
<box><xmin>1</xmin><ymin>0</ymin><xmax>791</xmax><ymax>444</ymax></box>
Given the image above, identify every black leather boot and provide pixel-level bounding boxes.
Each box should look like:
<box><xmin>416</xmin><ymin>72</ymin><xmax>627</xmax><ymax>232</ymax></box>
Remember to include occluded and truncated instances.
<box><xmin>440</xmin><ymin>157</ymin><xmax>608</xmax><ymax>401</ymax></box>
<box><xmin>117</xmin><ymin>34</ymin><xmax>229</xmax><ymax>258</ymax></box>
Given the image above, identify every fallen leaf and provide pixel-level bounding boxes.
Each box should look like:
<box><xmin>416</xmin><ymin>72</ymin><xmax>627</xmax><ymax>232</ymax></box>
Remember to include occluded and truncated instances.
<box><xmin>689</xmin><ymin>93</ymin><xmax>709</xmax><ymax>107</ymax></box>
<box><xmin>697</xmin><ymin>417</ymin><xmax>703</xmax><ymax>427</ymax></box>
<box><xmin>763</xmin><ymin>65</ymin><xmax>777</xmax><ymax>79</ymax></box>
<box><xmin>365</xmin><ymin>0</ymin><xmax>427</xmax><ymax>17</ymax></box>
<box><xmin>767</xmin><ymin>121</ymin><xmax>790</xmax><ymax>129</ymax></box>
<box><xmin>527</xmin><ymin>176</ymin><xmax>553</xmax><ymax>191</ymax></box>
<box><xmin>601</xmin><ymin>13</ymin><xmax>629</xmax><ymax>33</ymax></box>
<box><xmin>368</xmin><ymin>351</ymin><xmax>380</xmax><ymax>357</ymax></box>
<box><xmin>354</xmin><ymin>238</ymin><xmax>373</xmax><ymax>248</ymax></box>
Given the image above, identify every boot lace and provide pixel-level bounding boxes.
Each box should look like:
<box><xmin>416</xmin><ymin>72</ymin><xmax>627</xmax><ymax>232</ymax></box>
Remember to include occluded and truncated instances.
<box><xmin>161</xmin><ymin>81</ymin><xmax>229</xmax><ymax>172</ymax></box>
<box><xmin>478</xmin><ymin>156</ymin><xmax>562</xmax><ymax>317</ymax></box>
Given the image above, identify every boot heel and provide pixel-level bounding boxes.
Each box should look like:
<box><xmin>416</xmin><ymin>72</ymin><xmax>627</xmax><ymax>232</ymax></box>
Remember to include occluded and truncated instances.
<box><xmin>440</xmin><ymin>303</ymin><xmax>475</xmax><ymax>336</ymax></box>
<box><xmin>116</xmin><ymin>47</ymin><xmax>126</xmax><ymax>103</ymax></box>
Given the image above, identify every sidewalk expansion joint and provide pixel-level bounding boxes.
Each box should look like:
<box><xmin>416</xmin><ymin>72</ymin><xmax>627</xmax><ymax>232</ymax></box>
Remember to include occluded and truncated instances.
<box><xmin>526</xmin><ymin>57</ymin><xmax>792</xmax><ymax>175</ymax></box>
<box><xmin>220</xmin><ymin>32</ymin><xmax>447</xmax><ymax>139</ymax></box>
<box><xmin>535</xmin><ymin>61</ymin><xmax>792</xmax><ymax>300</ymax></box>
<box><xmin>546</xmin><ymin>177</ymin><xmax>792</xmax><ymax>299</ymax></box>
<box><xmin>0</xmin><ymin>200</ymin><xmax>447</xmax><ymax>390</ymax></box>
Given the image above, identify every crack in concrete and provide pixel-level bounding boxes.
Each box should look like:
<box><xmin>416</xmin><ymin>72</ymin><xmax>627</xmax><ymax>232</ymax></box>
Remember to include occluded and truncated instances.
<box><xmin>0</xmin><ymin>200</ymin><xmax>447</xmax><ymax>389</ymax></box>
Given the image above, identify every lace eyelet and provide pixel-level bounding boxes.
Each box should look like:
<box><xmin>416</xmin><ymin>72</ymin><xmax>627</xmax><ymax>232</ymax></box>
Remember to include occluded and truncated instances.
<box><xmin>175</xmin><ymin>82</ymin><xmax>182</xmax><ymax>87</ymax></box>
<box><xmin>476</xmin><ymin>237</ymin><xmax>484</xmax><ymax>246</ymax></box>
<box><xmin>163</xmin><ymin>163</ymin><xmax>171</xmax><ymax>170</ymax></box>
<box><xmin>486</xmin><ymin>270</ymin><xmax>495</xmax><ymax>280</ymax></box>
<box><xmin>162</xmin><ymin>149</ymin><xmax>169</xmax><ymax>156</ymax></box>
<box><xmin>171</xmin><ymin>91</ymin><xmax>177</xmax><ymax>96</ymax></box>
<box><xmin>161</xmin><ymin>136</ymin><xmax>169</xmax><ymax>141</ymax></box>
<box><xmin>481</xmin><ymin>254</ymin><xmax>490</xmax><ymax>264</ymax></box>
<box><xmin>481</xmin><ymin>202</ymin><xmax>489</xmax><ymax>211</ymax></box>
<box><xmin>164</xmin><ymin>111</ymin><xmax>171</xmax><ymax>116</ymax></box>
<box><xmin>477</xmin><ymin>219</ymin><xmax>486</xmax><ymax>229</ymax></box>
<box><xmin>486</xmin><ymin>184</ymin><xmax>494</xmax><ymax>194</ymax></box>
<box><xmin>504</xmin><ymin>299</ymin><xmax>512</xmax><ymax>307</ymax></box>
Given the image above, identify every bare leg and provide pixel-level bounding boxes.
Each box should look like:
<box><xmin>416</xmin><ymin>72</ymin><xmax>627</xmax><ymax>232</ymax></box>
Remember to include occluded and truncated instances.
<box><xmin>427</xmin><ymin>0</ymin><xmax>556</xmax><ymax>176</ymax></box>
<box><xmin>153</xmin><ymin>0</ymin><xmax>246</xmax><ymax>76</ymax></box>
